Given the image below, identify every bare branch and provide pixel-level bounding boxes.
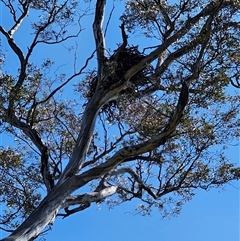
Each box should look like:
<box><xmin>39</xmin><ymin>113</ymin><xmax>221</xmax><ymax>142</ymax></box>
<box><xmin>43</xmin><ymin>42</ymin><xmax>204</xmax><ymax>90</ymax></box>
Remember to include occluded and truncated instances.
<box><xmin>0</xmin><ymin>26</ymin><xmax>25</xmax><ymax>67</ymax></box>
<box><xmin>104</xmin><ymin>2</ymin><xmax>115</xmax><ymax>36</ymax></box>
<box><xmin>82</xmin><ymin>130</ymin><xmax>134</xmax><ymax>168</ymax></box>
<box><xmin>60</xmin><ymin>186</ymin><xmax>118</xmax><ymax>217</ymax></box>
<box><xmin>36</xmin><ymin>50</ymin><xmax>95</xmax><ymax>106</ymax></box>
<box><xmin>110</xmin><ymin>22</ymin><xmax>128</xmax><ymax>62</ymax></box>
<box><xmin>93</xmin><ymin>0</ymin><xmax>107</xmax><ymax>79</ymax></box>
<box><xmin>8</xmin><ymin>0</ymin><xmax>30</xmax><ymax>36</ymax></box>
<box><xmin>110</xmin><ymin>167</ymin><xmax>158</xmax><ymax>199</ymax></box>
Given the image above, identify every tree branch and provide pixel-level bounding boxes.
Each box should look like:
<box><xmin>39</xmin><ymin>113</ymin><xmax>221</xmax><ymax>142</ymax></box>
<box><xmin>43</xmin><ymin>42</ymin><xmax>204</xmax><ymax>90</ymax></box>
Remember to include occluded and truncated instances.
<box><xmin>0</xmin><ymin>26</ymin><xmax>25</xmax><ymax>69</ymax></box>
<box><xmin>59</xmin><ymin>186</ymin><xmax>118</xmax><ymax>218</ymax></box>
<box><xmin>3</xmin><ymin>110</ymin><xmax>53</xmax><ymax>192</ymax></box>
<box><xmin>8</xmin><ymin>0</ymin><xmax>30</xmax><ymax>36</ymax></box>
<box><xmin>93</xmin><ymin>0</ymin><xmax>107</xmax><ymax>80</ymax></box>
<box><xmin>123</xmin><ymin>0</ymin><xmax>230</xmax><ymax>82</ymax></box>
<box><xmin>110</xmin><ymin>167</ymin><xmax>158</xmax><ymax>199</ymax></box>
<box><xmin>77</xmin><ymin>81</ymin><xmax>189</xmax><ymax>183</ymax></box>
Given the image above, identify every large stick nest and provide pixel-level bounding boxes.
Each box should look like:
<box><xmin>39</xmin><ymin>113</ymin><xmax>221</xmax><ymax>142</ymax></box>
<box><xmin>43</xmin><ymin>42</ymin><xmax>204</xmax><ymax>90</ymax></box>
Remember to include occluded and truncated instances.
<box><xmin>111</xmin><ymin>45</ymin><xmax>153</xmax><ymax>87</ymax></box>
<box><xmin>81</xmin><ymin>46</ymin><xmax>154</xmax><ymax>121</ymax></box>
<box><xmin>86</xmin><ymin>46</ymin><xmax>153</xmax><ymax>100</ymax></box>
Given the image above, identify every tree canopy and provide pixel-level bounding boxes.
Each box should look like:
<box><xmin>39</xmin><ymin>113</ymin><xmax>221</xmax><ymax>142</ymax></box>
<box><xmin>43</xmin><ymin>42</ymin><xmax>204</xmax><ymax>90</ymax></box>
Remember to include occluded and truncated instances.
<box><xmin>0</xmin><ymin>0</ymin><xmax>239</xmax><ymax>240</ymax></box>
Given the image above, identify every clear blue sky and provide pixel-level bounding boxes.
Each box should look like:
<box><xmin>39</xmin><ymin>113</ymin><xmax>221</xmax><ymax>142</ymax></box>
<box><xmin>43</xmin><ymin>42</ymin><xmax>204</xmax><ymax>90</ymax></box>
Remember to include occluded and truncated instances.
<box><xmin>0</xmin><ymin>1</ymin><xmax>239</xmax><ymax>240</ymax></box>
<box><xmin>47</xmin><ymin>179</ymin><xmax>239</xmax><ymax>241</ymax></box>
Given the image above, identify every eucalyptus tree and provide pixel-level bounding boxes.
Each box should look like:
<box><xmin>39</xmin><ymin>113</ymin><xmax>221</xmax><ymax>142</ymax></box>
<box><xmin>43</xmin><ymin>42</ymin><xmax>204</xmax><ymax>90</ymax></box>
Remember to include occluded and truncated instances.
<box><xmin>0</xmin><ymin>0</ymin><xmax>239</xmax><ymax>240</ymax></box>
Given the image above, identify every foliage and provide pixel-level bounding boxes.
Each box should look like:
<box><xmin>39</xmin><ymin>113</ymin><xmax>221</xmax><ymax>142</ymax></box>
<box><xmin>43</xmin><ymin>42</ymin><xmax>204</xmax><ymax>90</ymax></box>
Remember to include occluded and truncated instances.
<box><xmin>0</xmin><ymin>0</ymin><xmax>239</xmax><ymax>240</ymax></box>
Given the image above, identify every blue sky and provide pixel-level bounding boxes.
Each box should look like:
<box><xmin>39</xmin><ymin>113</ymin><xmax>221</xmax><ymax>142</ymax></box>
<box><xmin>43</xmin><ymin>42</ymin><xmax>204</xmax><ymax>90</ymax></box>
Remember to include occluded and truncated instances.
<box><xmin>47</xmin><ymin>180</ymin><xmax>239</xmax><ymax>241</ymax></box>
<box><xmin>0</xmin><ymin>1</ymin><xmax>239</xmax><ymax>240</ymax></box>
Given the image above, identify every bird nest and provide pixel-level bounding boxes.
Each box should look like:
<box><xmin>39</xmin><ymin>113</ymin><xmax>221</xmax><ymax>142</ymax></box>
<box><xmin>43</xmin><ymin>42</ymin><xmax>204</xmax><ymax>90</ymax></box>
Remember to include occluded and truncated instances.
<box><xmin>81</xmin><ymin>46</ymin><xmax>154</xmax><ymax>121</ymax></box>
<box><xmin>111</xmin><ymin>45</ymin><xmax>153</xmax><ymax>87</ymax></box>
<box><xmin>85</xmin><ymin>46</ymin><xmax>153</xmax><ymax>100</ymax></box>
